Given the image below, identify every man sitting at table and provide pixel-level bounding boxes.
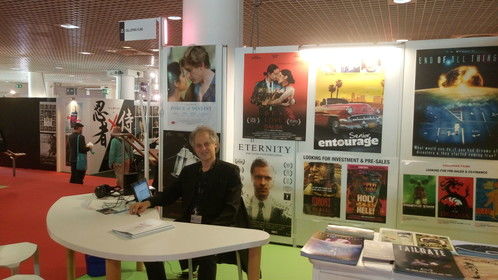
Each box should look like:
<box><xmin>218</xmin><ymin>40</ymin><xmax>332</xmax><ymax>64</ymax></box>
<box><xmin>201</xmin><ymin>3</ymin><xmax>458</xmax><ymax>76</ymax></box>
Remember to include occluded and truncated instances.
<box><xmin>129</xmin><ymin>125</ymin><xmax>248</xmax><ymax>280</ymax></box>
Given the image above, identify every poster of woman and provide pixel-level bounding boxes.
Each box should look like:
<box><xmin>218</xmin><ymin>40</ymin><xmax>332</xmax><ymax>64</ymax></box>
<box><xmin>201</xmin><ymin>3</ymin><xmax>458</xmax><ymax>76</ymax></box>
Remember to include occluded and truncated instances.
<box><xmin>164</xmin><ymin>45</ymin><xmax>222</xmax><ymax>132</ymax></box>
<box><xmin>242</xmin><ymin>52</ymin><xmax>308</xmax><ymax>141</ymax></box>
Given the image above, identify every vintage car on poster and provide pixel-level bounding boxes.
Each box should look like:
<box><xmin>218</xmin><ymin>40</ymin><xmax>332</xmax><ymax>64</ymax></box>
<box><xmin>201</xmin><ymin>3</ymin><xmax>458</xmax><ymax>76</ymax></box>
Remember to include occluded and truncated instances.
<box><xmin>315</xmin><ymin>98</ymin><xmax>382</xmax><ymax>135</ymax></box>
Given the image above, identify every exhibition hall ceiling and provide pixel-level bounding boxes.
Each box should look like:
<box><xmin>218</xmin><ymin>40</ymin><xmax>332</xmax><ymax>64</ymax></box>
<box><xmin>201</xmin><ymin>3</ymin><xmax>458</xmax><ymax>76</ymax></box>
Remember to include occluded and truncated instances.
<box><xmin>0</xmin><ymin>0</ymin><xmax>497</xmax><ymax>84</ymax></box>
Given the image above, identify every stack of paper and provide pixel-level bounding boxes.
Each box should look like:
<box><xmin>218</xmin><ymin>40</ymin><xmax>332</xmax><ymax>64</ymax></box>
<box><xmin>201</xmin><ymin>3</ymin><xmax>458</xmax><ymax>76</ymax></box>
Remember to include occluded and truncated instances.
<box><xmin>112</xmin><ymin>218</ymin><xmax>174</xmax><ymax>239</ymax></box>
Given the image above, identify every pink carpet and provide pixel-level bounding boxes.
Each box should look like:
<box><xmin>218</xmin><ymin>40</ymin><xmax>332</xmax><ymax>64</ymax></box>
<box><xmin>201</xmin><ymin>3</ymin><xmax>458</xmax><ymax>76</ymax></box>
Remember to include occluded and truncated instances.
<box><xmin>0</xmin><ymin>167</ymin><xmax>115</xmax><ymax>279</ymax></box>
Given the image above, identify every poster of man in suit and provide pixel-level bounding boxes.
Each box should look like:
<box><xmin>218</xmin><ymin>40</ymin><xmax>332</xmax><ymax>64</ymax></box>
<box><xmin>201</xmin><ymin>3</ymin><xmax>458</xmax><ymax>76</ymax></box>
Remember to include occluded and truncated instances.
<box><xmin>234</xmin><ymin>141</ymin><xmax>294</xmax><ymax>237</ymax></box>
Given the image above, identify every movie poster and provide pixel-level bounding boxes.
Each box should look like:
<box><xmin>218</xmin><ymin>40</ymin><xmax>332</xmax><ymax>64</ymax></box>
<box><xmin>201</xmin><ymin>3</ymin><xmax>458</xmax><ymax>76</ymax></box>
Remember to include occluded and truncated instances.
<box><xmin>134</xmin><ymin>104</ymin><xmax>160</xmax><ymax>141</ymax></box>
<box><xmin>234</xmin><ymin>140</ymin><xmax>294</xmax><ymax>237</ymax></box>
<box><xmin>242</xmin><ymin>52</ymin><xmax>308</xmax><ymax>141</ymax></box>
<box><xmin>475</xmin><ymin>178</ymin><xmax>498</xmax><ymax>223</ymax></box>
<box><xmin>164</xmin><ymin>45</ymin><xmax>222</xmax><ymax>131</ymax></box>
<box><xmin>402</xmin><ymin>174</ymin><xmax>436</xmax><ymax>217</ymax></box>
<box><xmin>314</xmin><ymin>55</ymin><xmax>384</xmax><ymax>152</ymax></box>
<box><xmin>82</xmin><ymin>99</ymin><xmax>135</xmax><ymax>174</ymax></box>
<box><xmin>438</xmin><ymin>176</ymin><xmax>473</xmax><ymax>220</ymax></box>
<box><xmin>413</xmin><ymin>46</ymin><xmax>498</xmax><ymax>160</ymax></box>
<box><xmin>346</xmin><ymin>165</ymin><xmax>388</xmax><ymax>223</ymax></box>
<box><xmin>39</xmin><ymin>102</ymin><xmax>56</xmax><ymax>133</ymax></box>
<box><xmin>39</xmin><ymin>133</ymin><xmax>56</xmax><ymax>166</ymax></box>
<box><xmin>302</xmin><ymin>162</ymin><xmax>341</xmax><ymax>218</ymax></box>
<box><xmin>65</xmin><ymin>100</ymin><xmax>82</xmax><ymax>133</ymax></box>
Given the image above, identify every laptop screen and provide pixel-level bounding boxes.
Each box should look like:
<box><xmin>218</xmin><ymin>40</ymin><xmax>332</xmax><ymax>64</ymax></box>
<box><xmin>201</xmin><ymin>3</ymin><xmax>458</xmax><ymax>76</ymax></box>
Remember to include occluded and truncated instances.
<box><xmin>132</xmin><ymin>179</ymin><xmax>151</xmax><ymax>202</ymax></box>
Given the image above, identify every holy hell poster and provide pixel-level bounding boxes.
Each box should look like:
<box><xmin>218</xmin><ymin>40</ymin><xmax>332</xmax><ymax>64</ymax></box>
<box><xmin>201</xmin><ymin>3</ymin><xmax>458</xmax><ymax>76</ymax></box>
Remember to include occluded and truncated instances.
<box><xmin>413</xmin><ymin>46</ymin><xmax>498</xmax><ymax>160</ymax></box>
<box><xmin>346</xmin><ymin>164</ymin><xmax>388</xmax><ymax>223</ymax></box>
<box><xmin>242</xmin><ymin>52</ymin><xmax>308</xmax><ymax>141</ymax></box>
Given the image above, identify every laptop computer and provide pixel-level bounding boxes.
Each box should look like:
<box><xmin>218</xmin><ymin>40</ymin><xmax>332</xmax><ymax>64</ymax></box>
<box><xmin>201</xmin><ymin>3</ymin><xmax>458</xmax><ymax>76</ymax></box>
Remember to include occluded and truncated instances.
<box><xmin>131</xmin><ymin>179</ymin><xmax>152</xmax><ymax>202</ymax></box>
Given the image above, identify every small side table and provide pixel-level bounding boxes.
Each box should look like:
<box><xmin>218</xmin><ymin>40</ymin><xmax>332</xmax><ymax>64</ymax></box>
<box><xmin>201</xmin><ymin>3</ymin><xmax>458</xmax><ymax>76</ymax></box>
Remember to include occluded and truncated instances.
<box><xmin>4</xmin><ymin>150</ymin><xmax>26</xmax><ymax>177</ymax></box>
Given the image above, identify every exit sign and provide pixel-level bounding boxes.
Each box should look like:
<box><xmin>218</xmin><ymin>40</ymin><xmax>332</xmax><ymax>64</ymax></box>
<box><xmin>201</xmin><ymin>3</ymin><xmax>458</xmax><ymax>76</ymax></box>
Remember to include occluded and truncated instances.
<box><xmin>15</xmin><ymin>84</ymin><xmax>22</xmax><ymax>88</ymax></box>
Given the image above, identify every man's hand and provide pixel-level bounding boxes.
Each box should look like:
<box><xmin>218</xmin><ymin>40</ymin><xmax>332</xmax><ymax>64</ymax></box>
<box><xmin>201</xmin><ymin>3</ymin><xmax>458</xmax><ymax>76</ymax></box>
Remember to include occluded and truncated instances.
<box><xmin>129</xmin><ymin>201</ymin><xmax>151</xmax><ymax>215</ymax></box>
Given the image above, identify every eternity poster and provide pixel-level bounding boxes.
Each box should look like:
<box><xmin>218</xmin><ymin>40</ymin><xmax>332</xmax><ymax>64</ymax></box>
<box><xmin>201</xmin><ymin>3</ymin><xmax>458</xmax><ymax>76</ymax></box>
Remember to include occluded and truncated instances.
<box><xmin>314</xmin><ymin>55</ymin><xmax>384</xmax><ymax>152</ymax></box>
<box><xmin>346</xmin><ymin>164</ymin><xmax>388</xmax><ymax>223</ymax></box>
<box><xmin>243</xmin><ymin>52</ymin><xmax>308</xmax><ymax>141</ymax></box>
<box><xmin>413</xmin><ymin>47</ymin><xmax>498</xmax><ymax>160</ymax></box>
<box><xmin>164</xmin><ymin>45</ymin><xmax>221</xmax><ymax>132</ymax></box>
<box><xmin>234</xmin><ymin>140</ymin><xmax>294</xmax><ymax>237</ymax></box>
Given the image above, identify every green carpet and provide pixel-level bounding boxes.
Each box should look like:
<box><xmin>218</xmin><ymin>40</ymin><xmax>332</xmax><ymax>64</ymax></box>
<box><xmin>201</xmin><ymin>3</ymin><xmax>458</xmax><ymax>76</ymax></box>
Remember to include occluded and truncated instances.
<box><xmin>76</xmin><ymin>243</ymin><xmax>312</xmax><ymax>280</ymax></box>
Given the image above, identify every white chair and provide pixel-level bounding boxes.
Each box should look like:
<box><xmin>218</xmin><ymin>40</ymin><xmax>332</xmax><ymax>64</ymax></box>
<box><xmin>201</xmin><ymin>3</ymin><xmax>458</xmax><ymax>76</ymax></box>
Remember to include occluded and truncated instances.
<box><xmin>0</xmin><ymin>242</ymin><xmax>40</xmax><ymax>276</ymax></box>
<box><xmin>4</xmin><ymin>275</ymin><xmax>44</xmax><ymax>280</ymax></box>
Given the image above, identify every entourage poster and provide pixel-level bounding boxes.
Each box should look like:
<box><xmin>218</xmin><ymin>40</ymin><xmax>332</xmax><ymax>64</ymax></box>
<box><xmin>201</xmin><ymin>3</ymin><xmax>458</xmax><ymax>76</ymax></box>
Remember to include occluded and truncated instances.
<box><xmin>164</xmin><ymin>45</ymin><xmax>221</xmax><ymax>132</ymax></box>
<box><xmin>243</xmin><ymin>52</ymin><xmax>308</xmax><ymax>141</ymax></box>
<box><xmin>314</xmin><ymin>56</ymin><xmax>385</xmax><ymax>153</ymax></box>
<box><xmin>412</xmin><ymin>46</ymin><xmax>498</xmax><ymax>160</ymax></box>
<box><xmin>234</xmin><ymin>140</ymin><xmax>294</xmax><ymax>237</ymax></box>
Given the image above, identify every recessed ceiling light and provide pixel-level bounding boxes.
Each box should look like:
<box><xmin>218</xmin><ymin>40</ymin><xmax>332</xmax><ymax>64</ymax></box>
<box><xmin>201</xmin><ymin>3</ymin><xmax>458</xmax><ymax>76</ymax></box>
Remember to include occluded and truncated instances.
<box><xmin>79</xmin><ymin>51</ymin><xmax>93</xmax><ymax>55</ymax></box>
<box><xmin>396</xmin><ymin>39</ymin><xmax>409</xmax><ymax>43</ymax></box>
<box><xmin>150</xmin><ymin>49</ymin><xmax>159</xmax><ymax>52</ymax></box>
<box><xmin>60</xmin><ymin>24</ymin><xmax>80</xmax><ymax>29</ymax></box>
<box><xmin>55</xmin><ymin>66</ymin><xmax>63</xmax><ymax>69</ymax></box>
<box><xmin>122</xmin><ymin>46</ymin><xmax>132</xmax><ymax>49</ymax></box>
<box><xmin>10</xmin><ymin>67</ymin><xmax>21</xmax><ymax>71</ymax></box>
<box><xmin>393</xmin><ymin>0</ymin><xmax>412</xmax><ymax>3</ymax></box>
<box><xmin>106</xmin><ymin>49</ymin><xmax>117</xmax><ymax>53</ymax></box>
<box><xmin>167</xmin><ymin>16</ymin><xmax>182</xmax><ymax>21</ymax></box>
<box><xmin>9</xmin><ymin>90</ymin><xmax>16</xmax><ymax>95</ymax></box>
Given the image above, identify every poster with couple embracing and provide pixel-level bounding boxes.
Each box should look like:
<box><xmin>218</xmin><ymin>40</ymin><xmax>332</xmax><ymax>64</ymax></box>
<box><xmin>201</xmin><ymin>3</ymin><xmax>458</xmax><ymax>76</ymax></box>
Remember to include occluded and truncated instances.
<box><xmin>243</xmin><ymin>52</ymin><xmax>308</xmax><ymax>141</ymax></box>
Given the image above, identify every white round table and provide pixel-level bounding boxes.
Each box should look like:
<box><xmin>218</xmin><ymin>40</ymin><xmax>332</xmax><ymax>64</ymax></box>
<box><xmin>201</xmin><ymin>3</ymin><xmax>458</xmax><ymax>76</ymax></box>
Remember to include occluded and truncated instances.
<box><xmin>47</xmin><ymin>194</ymin><xmax>270</xmax><ymax>280</ymax></box>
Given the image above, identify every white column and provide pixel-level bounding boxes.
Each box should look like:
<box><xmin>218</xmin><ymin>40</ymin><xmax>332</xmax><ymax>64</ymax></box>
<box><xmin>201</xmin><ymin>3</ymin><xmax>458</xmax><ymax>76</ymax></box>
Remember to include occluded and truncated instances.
<box><xmin>182</xmin><ymin>0</ymin><xmax>242</xmax><ymax>47</ymax></box>
<box><xmin>45</xmin><ymin>81</ymin><xmax>54</xmax><ymax>97</ymax></box>
<box><xmin>116</xmin><ymin>74</ymin><xmax>135</xmax><ymax>100</ymax></box>
<box><xmin>28</xmin><ymin>72</ymin><xmax>47</xmax><ymax>97</ymax></box>
<box><xmin>182</xmin><ymin>0</ymin><xmax>242</xmax><ymax>163</ymax></box>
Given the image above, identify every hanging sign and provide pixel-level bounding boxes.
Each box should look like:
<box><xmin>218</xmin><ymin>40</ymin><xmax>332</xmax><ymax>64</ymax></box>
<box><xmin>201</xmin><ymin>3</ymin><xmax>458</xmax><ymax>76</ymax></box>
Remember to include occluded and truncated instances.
<box><xmin>119</xmin><ymin>18</ymin><xmax>157</xmax><ymax>41</ymax></box>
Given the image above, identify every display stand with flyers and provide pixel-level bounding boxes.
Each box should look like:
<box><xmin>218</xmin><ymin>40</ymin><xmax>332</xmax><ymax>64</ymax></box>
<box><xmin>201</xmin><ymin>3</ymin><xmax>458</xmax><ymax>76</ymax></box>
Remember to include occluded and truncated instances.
<box><xmin>303</xmin><ymin>225</ymin><xmax>498</xmax><ymax>280</ymax></box>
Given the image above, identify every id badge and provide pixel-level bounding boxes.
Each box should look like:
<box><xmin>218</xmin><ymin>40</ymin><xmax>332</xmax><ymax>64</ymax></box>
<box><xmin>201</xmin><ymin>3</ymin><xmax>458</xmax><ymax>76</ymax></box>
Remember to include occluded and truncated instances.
<box><xmin>190</xmin><ymin>214</ymin><xmax>202</xmax><ymax>224</ymax></box>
